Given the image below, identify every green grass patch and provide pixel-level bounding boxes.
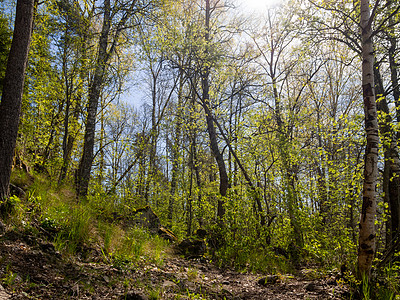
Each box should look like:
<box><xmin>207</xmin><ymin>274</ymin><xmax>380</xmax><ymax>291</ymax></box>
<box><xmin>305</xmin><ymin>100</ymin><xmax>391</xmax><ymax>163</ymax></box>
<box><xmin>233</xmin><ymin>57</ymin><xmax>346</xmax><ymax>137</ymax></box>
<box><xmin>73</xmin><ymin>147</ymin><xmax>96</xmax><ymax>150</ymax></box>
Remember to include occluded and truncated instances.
<box><xmin>6</xmin><ymin>170</ymin><xmax>170</xmax><ymax>267</ymax></box>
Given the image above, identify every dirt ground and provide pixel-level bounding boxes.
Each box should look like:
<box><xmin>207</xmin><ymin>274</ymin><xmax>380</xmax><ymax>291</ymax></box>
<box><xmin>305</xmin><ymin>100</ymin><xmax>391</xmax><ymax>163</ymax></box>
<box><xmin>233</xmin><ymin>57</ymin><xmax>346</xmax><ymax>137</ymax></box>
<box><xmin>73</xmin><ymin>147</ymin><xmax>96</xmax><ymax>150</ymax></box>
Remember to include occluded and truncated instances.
<box><xmin>0</xmin><ymin>230</ymin><xmax>349</xmax><ymax>299</ymax></box>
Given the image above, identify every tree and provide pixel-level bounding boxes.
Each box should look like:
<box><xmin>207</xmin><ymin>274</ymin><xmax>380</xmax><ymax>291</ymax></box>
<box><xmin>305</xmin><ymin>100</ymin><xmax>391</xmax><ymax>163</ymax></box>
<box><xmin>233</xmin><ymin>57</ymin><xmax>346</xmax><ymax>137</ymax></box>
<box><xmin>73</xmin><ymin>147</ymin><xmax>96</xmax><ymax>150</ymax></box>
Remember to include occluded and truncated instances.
<box><xmin>0</xmin><ymin>0</ymin><xmax>35</xmax><ymax>202</ymax></box>
<box><xmin>358</xmin><ymin>0</ymin><xmax>378</xmax><ymax>279</ymax></box>
<box><xmin>57</xmin><ymin>0</ymin><xmax>93</xmax><ymax>185</ymax></box>
<box><xmin>373</xmin><ymin>0</ymin><xmax>400</xmax><ymax>253</ymax></box>
<box><xmin>301</xmin><ymin>0</ymin><xmax>399</xmax><ymax>279</ymax></box>
<box><xmin>250</xmin><ymin>7</ymin><xmax>313</xmax><ymax>259</ymax></box>
<box><xmin>0</xmin><ymin>13</ymin><xmax>12</xmax><ymax>93</ymax></box>
<box><xmin>76</xmin><ymin>0</ymin><xmax>147</xmax><ymax>197</ymax></box>
<box><xmin>200</xmin><ymin>0</ymin><xmax>229</xmax><ymax>218</ymax></box>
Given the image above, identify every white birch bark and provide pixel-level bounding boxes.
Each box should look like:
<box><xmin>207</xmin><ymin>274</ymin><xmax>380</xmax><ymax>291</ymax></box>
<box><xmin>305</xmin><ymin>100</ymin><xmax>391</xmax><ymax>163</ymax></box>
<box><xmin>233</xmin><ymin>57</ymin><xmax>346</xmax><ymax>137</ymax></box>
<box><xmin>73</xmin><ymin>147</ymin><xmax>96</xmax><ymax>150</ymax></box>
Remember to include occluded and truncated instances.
<box><xmin>358</xmin><ymin>0</ymin><xmax>379</xmax><ymax>279</ymax></box>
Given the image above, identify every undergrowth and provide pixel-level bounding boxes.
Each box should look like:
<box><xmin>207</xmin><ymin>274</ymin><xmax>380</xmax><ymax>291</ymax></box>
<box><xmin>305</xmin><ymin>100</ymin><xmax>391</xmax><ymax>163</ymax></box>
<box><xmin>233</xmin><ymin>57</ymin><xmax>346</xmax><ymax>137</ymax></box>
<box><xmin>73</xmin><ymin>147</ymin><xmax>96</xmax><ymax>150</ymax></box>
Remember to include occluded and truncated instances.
<box><xmin>6</xmin><ymin>170</ymin><xmax>169</xmax><ymax>268</ymax></box>
<box><xmin>5</xmin><ymin>169</ymin><xmax>400</xmax><ymax>298</ymax></box>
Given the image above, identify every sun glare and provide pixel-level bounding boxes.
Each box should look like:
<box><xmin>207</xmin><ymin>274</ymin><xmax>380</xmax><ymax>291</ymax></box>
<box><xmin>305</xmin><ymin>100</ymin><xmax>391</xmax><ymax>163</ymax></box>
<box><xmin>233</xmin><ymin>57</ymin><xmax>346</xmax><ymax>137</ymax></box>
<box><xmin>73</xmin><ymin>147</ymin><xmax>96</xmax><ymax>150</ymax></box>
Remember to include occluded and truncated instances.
<box><xmin>244</xmin><ymin>0</ymin><xmax>283</xmax><ymax>11</ymax></box>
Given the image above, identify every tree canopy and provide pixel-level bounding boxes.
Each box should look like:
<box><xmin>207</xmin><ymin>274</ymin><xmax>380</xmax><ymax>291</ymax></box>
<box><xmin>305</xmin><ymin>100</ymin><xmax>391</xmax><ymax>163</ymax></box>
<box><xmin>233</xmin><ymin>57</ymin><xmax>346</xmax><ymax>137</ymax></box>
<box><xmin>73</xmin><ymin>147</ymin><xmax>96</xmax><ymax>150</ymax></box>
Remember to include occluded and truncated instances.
<box><xmin>1</xmin><ymin>0</ymin><xmax>400</xmax><ymax>298</ymax></box>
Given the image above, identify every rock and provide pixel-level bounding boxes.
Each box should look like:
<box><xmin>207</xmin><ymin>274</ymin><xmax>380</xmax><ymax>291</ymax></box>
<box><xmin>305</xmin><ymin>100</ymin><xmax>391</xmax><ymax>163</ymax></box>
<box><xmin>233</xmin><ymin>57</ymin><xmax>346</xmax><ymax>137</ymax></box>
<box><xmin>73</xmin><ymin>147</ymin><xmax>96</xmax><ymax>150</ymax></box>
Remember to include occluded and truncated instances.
<box><xmin>304</xmin><ymin>282</ymin><xmax>319</xmax><ymax>292</ymax></box>
<box><xmin>258</xmin><ymin>275</ymin><xmax>279</xmax><ymax>286</ymax></box>
<box><xmin>116</xmin><ymin>206</ymin><xmax>178</xmax><ymax>242</ymax></box>
<box><xmin>207</xmin><ymin>230</ymin><xmax>224</xmax><ymax>250</ymax></box>
<box><xmin>0</xmin><ymin>284</ymin><xmax>10</xmax><ymax>300</ymax></box>
<box><xmin>177</xmin><ymin>279</ymin><xmax>196</xmax><ymax>291</ymax></box>
<box><xmin>39</xmin><ymin>242</ymin><xmax>56</xmax><ymax>254</ymax></box>
<box><xmin>162</xmin><ymin>280</ymin><xmax>179</xmax><ymax>292</ymax></box>
<box><xmin>132</xmin><ymin>206</ymin><xmax>161</xmax><ymax>233</ymax></box>
<box><xmin>122</xmin><ymin>291</ymin><xmax>148</xmax><ymax>300</ymax></box>
<box><xmin>175</xmin><ymin>238</ymin><xmax>206</xmax><ymax>258</ymax></box>
<box><xmin>158</xmin><ymin>227</ymin><xmax>178</xmax><ymax>242</ymax></box>
<box><xmin>33</xmin><ymin>163</ymin><xmax>49</xmax><ymax>176</ymax></box>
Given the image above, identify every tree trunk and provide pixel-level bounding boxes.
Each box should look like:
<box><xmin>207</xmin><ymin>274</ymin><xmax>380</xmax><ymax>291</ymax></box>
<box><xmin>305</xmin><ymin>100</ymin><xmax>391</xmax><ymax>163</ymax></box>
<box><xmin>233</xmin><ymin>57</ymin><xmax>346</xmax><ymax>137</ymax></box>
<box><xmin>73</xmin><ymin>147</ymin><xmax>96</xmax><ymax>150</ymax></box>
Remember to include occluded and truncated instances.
<box><xmin>271</xmin><ymin>66</ymin><xmax>303</xmax><ymax>254</ymax></box>
<box><xmin>59</xmin><ymin>99</ymin><xmax>80</xmax><ymax>184</ymax></box>
<box><xmin>76</xmin><ymin>0</ymin><xmax>111</xmax><ymax>197</ymax></box>
<box><xmin>202</xmin><ymin>0</ymin><xmax>228</xmax><ymax>219</ymax></box>
<box><xmin>189</xmin><ymin>84</ymin><xmax>201</xmax><ymax>234</ymax></box>
<box><xmin>315</xmin><ymin>105</ymin><xmax>329</xmax><ymax>224</ymax></box>
<box><xmin>375</xmin><ymin>66</ymin><xmax>400</xmax><ymax>245</ymax></box>
<box><xmin>59</xmin><ymin>21</ymin><xmax>88</xmax><ymax>185</ymax></box>
<box><xmin>358</xmin><ymin>0</ymin><xmax>378</xmax><ymax>279</ymax></box>
<box><xmin>387</xmin><ymin>16</ymin><xmax>400</xmax><ymax>238</ymax></box>
<box><xmin>213</xmin><ymin>116</ymin><xmax>266</xmax><ymax>226</ymax></box>
<box><xmin>168</xmin><ymin>71</ymin><xmax>184</xmax><ymax>220</ymax></box>
<box><xmin>0</xmin><ymin>0</ymin><xmax>35</xmax><ymax>201</ymax></box>
<box><xmin>388</xmin><ymin>5</ymin><xmax>400</xmax><ymax>131</ymax></box>
<box><xmin>144</xmin><ymin>63</ymin><xmax>161</xmax><ymax>203</ymax></box>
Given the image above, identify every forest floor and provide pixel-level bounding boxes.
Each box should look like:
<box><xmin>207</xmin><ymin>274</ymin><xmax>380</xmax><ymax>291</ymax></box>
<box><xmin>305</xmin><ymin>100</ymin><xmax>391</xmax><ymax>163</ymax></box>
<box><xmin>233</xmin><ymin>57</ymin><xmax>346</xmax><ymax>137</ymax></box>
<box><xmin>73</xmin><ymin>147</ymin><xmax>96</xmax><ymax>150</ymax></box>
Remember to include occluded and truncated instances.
<box><xmin>0</xmin><ymin>229</ymin><xmax>350</xmax><ymax>300</ymax></box>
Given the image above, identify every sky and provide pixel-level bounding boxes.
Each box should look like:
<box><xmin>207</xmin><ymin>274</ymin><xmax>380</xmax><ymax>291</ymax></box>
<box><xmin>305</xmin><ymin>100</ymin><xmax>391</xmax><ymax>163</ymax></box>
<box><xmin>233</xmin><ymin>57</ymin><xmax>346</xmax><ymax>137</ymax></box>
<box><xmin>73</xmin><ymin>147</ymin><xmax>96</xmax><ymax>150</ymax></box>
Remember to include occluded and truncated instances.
<box><xmin>123</xmin><ymin>0</ymin><xmax>285</xmax><ymax>108</ymax></box>
<box><xmin>241</xmin><ymin>0</ymin><xmax>283</xmax><ymax>11</ymax></box>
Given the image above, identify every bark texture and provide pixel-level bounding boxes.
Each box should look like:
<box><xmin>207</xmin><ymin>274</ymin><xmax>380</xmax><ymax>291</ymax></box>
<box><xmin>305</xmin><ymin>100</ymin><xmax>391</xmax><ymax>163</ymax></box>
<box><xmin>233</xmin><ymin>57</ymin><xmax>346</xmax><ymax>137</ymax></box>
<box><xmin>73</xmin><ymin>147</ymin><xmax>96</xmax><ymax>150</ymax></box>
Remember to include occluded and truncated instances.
<box><xmin>76</xmin><ymin>0</ymin><xmax>111</xmax><ymax>197</ymax></box>
<box><xmin>375</xmin><ymin>66</ymin><xmax>400</xmax><ymax>245</ymax></box>
<box><xmin>0</xmin><ymin>0</ymin><xmax>35</xmax><ymax>201</ymax></box>
<box><xmin>201</xmin><ymin>0</ymin><xmax>228</xmax><ymax>218</ymax></box>
<box><xmin>75</xmin><ymin>0</ymin><xmax>139</xmax><ymax>197</ymax></box>
<box><xmin>358</xmin><ymin>0</ymin><xmax>378</xmax><ymax>279</ymax></box>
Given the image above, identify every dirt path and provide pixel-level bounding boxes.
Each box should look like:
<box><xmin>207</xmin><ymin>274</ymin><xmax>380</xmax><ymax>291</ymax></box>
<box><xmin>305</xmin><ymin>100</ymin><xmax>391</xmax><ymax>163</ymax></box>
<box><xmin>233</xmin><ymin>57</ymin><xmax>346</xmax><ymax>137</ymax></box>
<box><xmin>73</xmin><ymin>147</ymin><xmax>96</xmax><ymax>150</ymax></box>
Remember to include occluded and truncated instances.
<box><xmin>129</xmin><ymin>256</ymin><xmax>346</xmax><ymax>299</ymax></box>
<box><xmin>0</xmin><ymin>231</ymin><xmax>348</xmax><ymax>299</ymax></box>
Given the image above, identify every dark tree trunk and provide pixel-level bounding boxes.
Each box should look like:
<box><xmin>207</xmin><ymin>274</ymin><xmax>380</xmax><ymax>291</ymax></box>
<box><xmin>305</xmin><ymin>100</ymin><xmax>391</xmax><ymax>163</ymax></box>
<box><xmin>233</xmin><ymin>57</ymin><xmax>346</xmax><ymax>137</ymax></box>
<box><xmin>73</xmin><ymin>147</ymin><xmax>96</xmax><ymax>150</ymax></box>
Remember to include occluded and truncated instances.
<box><xmin>189</xmin><ymin>84</ymin><xmax>201</xmax><ymax>234</ymax></box>
<box><xmin>144</xmin><ymin>64</ymin><xmax>160</xmax><ymax>203</ymax></box>
<box><xmin>76</xmin><ymin>0</ymin><xmax>111</xmax><ymax>197</ymax></box>
<box><xmin>59</xmin><ymin>100</ymin><xmax>80</xmax><ymax>184</ymax></box>
<box><xmin>75</xmin><ymin>0</ymin><xmax>141</xmax><ymax>197</ymax></box>
<box><xmin>202</xmin><ymin>97</ymin><xmax>228</xmax><ymax>217</ymax></box>
<box><xmin>0</xmin><ymin>0</ymin><xmax>35</xmax><ymax>201</ymax></box>
<box><xmin>387</xmin><ymin>22</ymin><xmax>400</xmax><ymax>237</ymax></box>
<box><xmin>388</xmin><ymin>6</ymin><xmax>400</xmax><ymax>130</ymax></box>
<box><xmin>213</xmin><ymin>116</ymin><xmax>266</xmax><ymax>226</ymax></box>
<box><xmin>202</xmin><ymin>0</ymin><xmax>229</xmax><ymax>219</ymax></box>
<box><xmin>59</xmin><ymin>44</ymin><xmax>72</xmax><ymax>184</ymax></box>
<box><xmin>168</xmin><ymin>71</ymin><xmax>184</xmax><ymax>220</ymax></box>
<box><xmin>375</xmin><ymin>65</ymin><xmax>400</xmax><ymax>245</ymax></box>
<box><xmin>59</xmin><ymin>22</ymin><xmax>88</xmax><ymax>185</ymax></box>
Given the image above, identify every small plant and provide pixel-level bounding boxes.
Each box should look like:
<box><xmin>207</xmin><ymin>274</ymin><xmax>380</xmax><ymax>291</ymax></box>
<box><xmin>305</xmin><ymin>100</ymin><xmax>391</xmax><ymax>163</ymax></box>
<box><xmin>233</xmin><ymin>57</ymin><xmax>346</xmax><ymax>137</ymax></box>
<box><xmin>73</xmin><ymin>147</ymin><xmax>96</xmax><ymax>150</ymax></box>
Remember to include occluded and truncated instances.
<box><xmin>361</xmin><ymin>274</ymin><xmax>371</xmax><ymax>300</ymax></box>
<box><xmin>123</xmin><ymin>277</ymin><xmax>131</xmax><ymax>289</ymax></box>
<box><xmin>187</xmin><ymin>267</ymin><xmax>198</xmax><ymax>282</ymax></box>
<box><xmin>374</xmin><ymin>263</ymin><xmax>399</xmax><ymax>300</ymax></box>
<box><xmin>2</xmin><ymin>271</ymin><xmax>17</xmax><ymax>287</ymax></box>
<box><xmin>148</xmin><ymin>287</ymin><xmax>161</xmax><ymax>300</ymax></box>
<box><xmin>2</xmin><ymin>264</ymin><xmax>17</xmax><ymax>287</ymax></box>
<box><xmin>0</xmin><ymin>195</ymin><xmax>22</xmax><ymax>221</ymax></box>
<box><xmin>186</xmin><ymin>290</ymin><xmax>206</xmax><ymax>299</ymax></box>
<box><xmin>40</xmin><ymin>216</ymin><xmax>60</xmax><ymax>239</ymax></box>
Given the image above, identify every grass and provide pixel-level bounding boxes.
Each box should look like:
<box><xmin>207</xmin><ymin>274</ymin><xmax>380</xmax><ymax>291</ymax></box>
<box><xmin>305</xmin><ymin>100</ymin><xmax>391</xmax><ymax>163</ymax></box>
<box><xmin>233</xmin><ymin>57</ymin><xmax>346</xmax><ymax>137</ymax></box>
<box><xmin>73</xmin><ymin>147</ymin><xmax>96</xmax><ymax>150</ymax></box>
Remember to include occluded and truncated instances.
<box><xmin>7</xmin><ymin>169</ymin><xmax>399</xmax><ymax>300</ymax></box>
<box><xmin>187</xmin><ymin>267</ymin><xmax>198</xmax><ymax>282</ymax></box>
<box><xmin>7</xmin><ymin>170</ymin><xmax>170</xmax><ymax>267</ymax></box>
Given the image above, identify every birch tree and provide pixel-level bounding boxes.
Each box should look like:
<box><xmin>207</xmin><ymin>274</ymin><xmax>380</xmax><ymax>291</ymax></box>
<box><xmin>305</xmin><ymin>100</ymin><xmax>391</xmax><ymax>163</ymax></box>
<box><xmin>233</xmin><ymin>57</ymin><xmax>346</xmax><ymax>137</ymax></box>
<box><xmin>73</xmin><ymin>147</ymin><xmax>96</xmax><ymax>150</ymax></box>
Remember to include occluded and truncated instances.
<box><xmin>358</xmin><ymin>0</ymin><xmax>378</xmax><ymax>279</ymax></box>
